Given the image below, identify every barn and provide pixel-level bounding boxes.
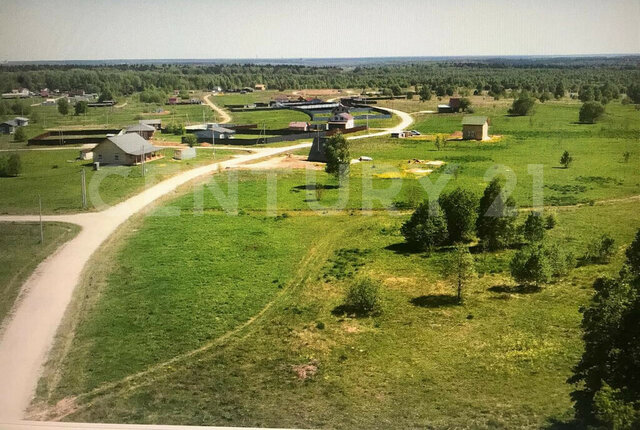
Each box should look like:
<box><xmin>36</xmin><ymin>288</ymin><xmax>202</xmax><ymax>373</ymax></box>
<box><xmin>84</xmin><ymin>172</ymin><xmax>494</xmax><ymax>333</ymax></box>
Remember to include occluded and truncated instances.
<box><xmin>461</xmin><ymin>116</ymin><xmax>490</xmax><ymax>141</ymax></box>
<box><xmin>93</xmin><ymin>134</ymin><xmax>162</xmax><ymax>166</ymax></box>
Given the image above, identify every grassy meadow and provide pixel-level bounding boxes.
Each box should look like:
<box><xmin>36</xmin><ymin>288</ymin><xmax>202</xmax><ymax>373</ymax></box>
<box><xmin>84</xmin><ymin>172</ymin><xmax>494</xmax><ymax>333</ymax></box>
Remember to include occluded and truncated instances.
<box><xmin>0</xmin><ymin>222</ymin><xmax>79</xmax><ymax>324</ymax></box>
<box><xmin>0</xmin><ymin>148</ymin><xmax>236</xmax><ymax>214</ymax></box>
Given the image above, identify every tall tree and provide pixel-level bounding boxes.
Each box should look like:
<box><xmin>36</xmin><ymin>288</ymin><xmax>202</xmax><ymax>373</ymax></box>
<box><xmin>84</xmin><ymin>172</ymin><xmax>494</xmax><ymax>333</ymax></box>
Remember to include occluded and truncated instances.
<box><xmin>476</xmin><ymin>178</ymin><xmax>517</xmax><ymax>250</ymax></box>
<box><xmin>440</xmin><ymin>188</ymin><xmax>477</xmax><ymax>243</ymax></box>
<box><xmin>324</xmin><ymin>133</ymin><xmax>351</xmax><ymax>184</ymax></box>
<box><xmin>57</xmin><ymin>98</ymin><xmax>69</xmax><ymax>116</ymax></box>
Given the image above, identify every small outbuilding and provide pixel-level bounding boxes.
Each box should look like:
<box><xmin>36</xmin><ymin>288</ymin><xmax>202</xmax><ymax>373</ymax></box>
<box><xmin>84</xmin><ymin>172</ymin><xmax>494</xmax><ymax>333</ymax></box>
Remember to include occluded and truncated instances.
<box><xmin>125</xmin><ymin>123</ymin><xmax>156</xmax><ymax>140</ymax></box>
<box><xmin>0</xmin><ymin>117</ymin><xmax>29</xmax><ymax>134</ymax></box>
<box><xmin>289</xmin><ymin>121</ymin><xmax>309</xmax><ymax>132</ymax></box>
<box><xmin>461</xmin><ymin>116</ymin><xmax>490</xmax><ymax>141</ymax></box>
<box><xmin>93</xmin><ymin>133</ymin><xmax>163</xmax><ymax>166</ymax></box>
<box><xmin>194</xmin><ymin>125</ymin><xmax>236</xmax><ymax>142</ymax></box>
<box><xmin>254</xmin><ymin>84</ymin><xmax>266</xmax><ymax>91</ymax></box>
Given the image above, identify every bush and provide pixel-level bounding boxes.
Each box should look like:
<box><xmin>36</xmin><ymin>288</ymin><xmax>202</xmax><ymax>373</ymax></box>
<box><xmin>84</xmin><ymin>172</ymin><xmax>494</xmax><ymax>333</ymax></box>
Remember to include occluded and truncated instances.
<box><xmin>523</xmin><ymin>211</ymin><xmax>545</xmax><ymax>242</ymax></box>
<box><xmin>510</xmin><ymin>243</ymin><xmax>552</xmax><ymax>287</ymax></box>
<box><xmin>324</xmin><ymin>133</ymin><xmax>351</xmax><ymax>183</ymax></box>
<box><xmin>343</xmin><ymin>277</ymin><xmax>381</xmax><ymax>316</ymax></box>
<box><xmin>581</xmin><ymin>233</ymin><xmax>616</xmax><ymax>265</ymax></box>
<box><xmin>183</xmin><ymin>134</ymin><xmax>197</xmax><ymax>147</ymax></box>
<box><xmin>560</xmin><ymin>150</ymin><xmax>573</xmax><ymax>168</ymax></box>
<box><xmin>0</xmin><ymin>154</ymin><xmax>21</xmax><ymax>177</ymax></box>
<box><xmin>545</xmin><ymin>242</ymin><xmax>575</xmax><ymax>278</ymax></box>
<box><xmin>13</xmin><ymin>126</ymin><xmax>26</xmax><ymax>142</ymax></box>
<box><xmin>74</xmin><ymin>101</ymin><xmax>88</xmax><ymax>115</ymax></box>
<box><xmin>545</xmin><ymin>213</ymin><xmax>557</xmax><ymax>230</ymax></box>
<box><xmin>579</xmin><ymin>101</ymin><xmax>605</xmax><ymax>123</ymax></box>
<box><xmin>508</xmin><ymin>94</ymin><xmax>536</xmax><ymax>116</ymax></box>
<box><xmin>57</xmin><ymin>98</ymin><xmax>69</xmax><ymax>115</ymax></box>
<box><xmin>401</xmin><ymin>202</ymin><xmax>448</xmax><ymax>252</ymax></box>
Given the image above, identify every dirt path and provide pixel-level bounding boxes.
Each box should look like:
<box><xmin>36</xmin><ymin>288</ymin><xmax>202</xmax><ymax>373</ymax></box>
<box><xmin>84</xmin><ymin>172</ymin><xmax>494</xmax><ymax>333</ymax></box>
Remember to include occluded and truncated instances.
<box><xmin>0</xmin><ymin>143</ymin><xmax>311</xmax><ymax>421</ymax></box>
<box><xmin>0</xmin><ymin>105</ymin><xmax>412</xmax><ymax>421</ymax></box>
<box><xmin>202</xmin><ymin>94</ymin><xmax>231</xmax><ymax>124</ymax></box>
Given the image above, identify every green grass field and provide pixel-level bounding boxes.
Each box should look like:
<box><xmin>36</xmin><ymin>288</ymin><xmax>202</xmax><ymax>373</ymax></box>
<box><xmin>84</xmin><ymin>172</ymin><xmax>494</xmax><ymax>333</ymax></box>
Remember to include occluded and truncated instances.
<box><xmin>0</xmin><ymin>222</ymin><xmax>79</xmax><ymax>323</ymax></box>
<box><xmin>0</xmin><ymin>148</ymin><xmax>236</xmax><ymax>214</ymax></box>
<box><xmin>22</xmin><ymin>96</ymin><xmax>640</xmax><ymax>427</ymax></box>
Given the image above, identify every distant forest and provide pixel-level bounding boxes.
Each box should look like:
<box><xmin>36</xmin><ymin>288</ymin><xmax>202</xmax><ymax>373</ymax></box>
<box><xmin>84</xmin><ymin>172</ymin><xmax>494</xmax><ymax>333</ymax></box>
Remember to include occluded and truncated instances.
<box><xmin>1</xmin><ymin>57</ymin><xmax>639</xmax><ymax>98</ymax></box>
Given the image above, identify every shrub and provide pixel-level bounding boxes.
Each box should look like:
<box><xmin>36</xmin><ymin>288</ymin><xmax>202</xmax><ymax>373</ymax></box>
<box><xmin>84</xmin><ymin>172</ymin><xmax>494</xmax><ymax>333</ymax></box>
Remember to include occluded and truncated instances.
<box><xmin>401</xmin><ymin>202</ymin><xmax>448</xmax><ymax>252</ymax></box>
<box><xmin>579</xmin><ymin>101</ymin><xmax>605</xmax><ymax>123</ymax></box>
<box><xmin>324</xmin><ymin>133</ymin><xmax>350</xmax><ymax>183</ymax></box>
<box><xmin>545</xmin><ymin>213</ymin><xmax>557</xmax><ymax>230</ymax></box>
<box><xmin>510</xmin><ymin>243</ymin><xmax>552</xmax><ymax>286</ymax></box>
<box><xmin>508</xmin><ymin>94</ymin><xmax>536</xmax><ymax>116</ymax></box>
<box><xmin>560</xmin><ymin>150</ymin><xmax>573</xmax><ymax>168</ymax></box>
<box><xmin>13</xmin><ymin>126</ymin><xmax>26</xmax><ymax>142</ymax></box>
<box><xmin>74</xmin><ymin>101</ymin><xmax>88</xmax><ymax>115</ymax></box>
<box><xmin>545</xmin><ymin>242</ymin><xmax>575</xmax><ymax>278</ymax></box>
<box><xmin>581</xmin><ymin>233</ymin><xmax>616</xmax><ymax>265</ymax></box>
<box><xmin>0</xmin><ymin>154</ymin><xmax>21</xmax><ymax>177</ymax></box>
<box><xmin>343</xmin><ymin>277</ymin><xmax>381</xmax><ymax>316</ymax></box>
<box><xmin>183</xmin><ymin>134</ymin><xmax>197</xmax><ymax>147</ymax></box>
<box><xmin>57</xmin><ymin>98</ymin><xmax>69</xmax><ymax>115</ymax></box>
<box><xmin>523</xmin><ymin>211</ymin><xmax>545</xmax><ymax>242</ymax></box>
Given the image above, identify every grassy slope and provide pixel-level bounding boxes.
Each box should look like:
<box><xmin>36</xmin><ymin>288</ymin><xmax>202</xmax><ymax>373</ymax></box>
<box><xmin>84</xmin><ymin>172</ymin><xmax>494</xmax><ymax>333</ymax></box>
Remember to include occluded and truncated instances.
<box><xmin>0</xmin><ymin>148</ymin><xmax>235</xmax><ymax>214</ymax></box>
<box><xmin>39</xmin><ymin>201</ymin><xmax>640</xmax><ymax>428</ymax></box>
<box><xmin>0</xmin><ymin>222</ymin><xmax>79</xmax><ymax>324</ymax></box>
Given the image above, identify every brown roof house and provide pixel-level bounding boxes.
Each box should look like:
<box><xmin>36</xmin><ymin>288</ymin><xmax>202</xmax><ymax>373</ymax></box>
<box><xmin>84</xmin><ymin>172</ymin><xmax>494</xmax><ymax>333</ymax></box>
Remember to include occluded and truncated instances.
<box><xmin>93</xmin><ymin>134</ymin><xmax>162</xmax><ymax>166</ymax></box>
<box><xmin>328</xmin><ymin>112</ymin><xmax>354</xmax><ymax>130</ymax></box>
<box><xmin>461</xmin><ymin>116</ymin><xmax>490</xmax><ymax>141</ymax></box>
<box><xmin>289</xmin><ymin>121</ymin><xmax>309</xmax><ymax>132</ymax></box>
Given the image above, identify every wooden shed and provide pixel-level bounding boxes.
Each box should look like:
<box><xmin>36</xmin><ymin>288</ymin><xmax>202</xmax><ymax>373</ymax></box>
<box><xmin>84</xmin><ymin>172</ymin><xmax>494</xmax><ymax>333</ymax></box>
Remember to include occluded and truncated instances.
<box><xmin>461</xmin><ymin>116</ymin><xmax>489</xmax><ymax>141</ymax></box>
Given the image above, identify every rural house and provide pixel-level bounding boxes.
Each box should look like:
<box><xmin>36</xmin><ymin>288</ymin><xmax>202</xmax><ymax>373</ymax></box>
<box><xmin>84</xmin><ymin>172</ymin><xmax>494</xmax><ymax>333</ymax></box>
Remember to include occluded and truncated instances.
<box><xmin>328</xmin><ymin>112</ymin><xmax>354</xmax><ymax>130</ymax></box>
<box><xmin>125</xmin><ymin>123</ymin><xmax>156</xmax><ymax>140</ymax></box>
<box><xmin>0</xmin><ymin>117</ymin><xmax>29</xmax><ymax>134</ymax></box>
<box><xmin>194</xmin><ymin>125</ymin><xmax>236</xmax><ymax>142</ymax></box>
<box><xmin>92</xmin><ymin>133</ymin><xmax>162</xmax><ymax>166</ymax></box>
<box><xmin>461</xmin><ymin>116</ymin><xmax>490</xmax><ymax>140</ymax></box>
<box><xmin>138</xmin><ymin>119</ymin><xmax>162</xmax><ymax>130</ymax></box>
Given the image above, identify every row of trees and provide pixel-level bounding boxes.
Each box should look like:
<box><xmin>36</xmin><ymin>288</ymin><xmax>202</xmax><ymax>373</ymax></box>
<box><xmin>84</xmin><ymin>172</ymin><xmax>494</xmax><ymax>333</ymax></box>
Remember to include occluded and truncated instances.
<box><xmin>1</xmin><ymin>60</ymin><xmax>638</xmax><ymax>99</ymax></box>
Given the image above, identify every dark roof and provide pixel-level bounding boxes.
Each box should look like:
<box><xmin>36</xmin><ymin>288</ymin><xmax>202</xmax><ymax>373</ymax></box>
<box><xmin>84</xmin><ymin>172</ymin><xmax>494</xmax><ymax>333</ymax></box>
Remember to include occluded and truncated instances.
<box><xmin>461</xmin><ymin>116</ymin><xmax>488</xmax><ymax>126</ymax></box>
<box><xmin>125</xmin><ymin>123</ymin><xmax>156</xmax><ymax>132</ymax></box>
<box><xmin>104</xmin><ymin>133</ymin><xmax>161</xmax><ymax>155</ymax></box>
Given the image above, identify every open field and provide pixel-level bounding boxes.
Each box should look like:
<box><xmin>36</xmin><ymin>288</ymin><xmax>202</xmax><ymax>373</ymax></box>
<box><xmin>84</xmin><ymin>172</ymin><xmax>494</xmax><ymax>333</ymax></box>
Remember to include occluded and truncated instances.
<box><xmin>33</xmin><ymin>195</ymin><xmax>640</xmax><ymax>427</ymax></box>
<box><xmin>0</xmin><ymin>148</ymin><xmax>237</xmax><ymax>214</ymax></box>
<box><xmin>0</xmin><ymin>222</ymin><xmax>79</xmax><ymax>324</ymax></box>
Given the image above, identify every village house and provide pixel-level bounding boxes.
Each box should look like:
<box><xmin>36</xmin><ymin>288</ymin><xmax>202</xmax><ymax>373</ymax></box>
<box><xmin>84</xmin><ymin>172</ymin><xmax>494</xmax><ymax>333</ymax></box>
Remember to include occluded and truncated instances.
<box><xmin>1</xmin><ymin>88</ymin><xmax>30</xmax><ymax>99</ymax></box>
<box><xmin>0</xmin><ymin>117</ymin><xmax>29</xmax><ymax>134</ymax></box>
<box><xmin>124</xmin><ymin>123</ymin><xmax>156</xmax><ymax>140</ymax></box>
<box><xmin>328</xmin><ymin>112</ymin><xmax>354</xmax><ymax>130</ymax></box>
<box><xmin>138</xmin><ymin>119</ymin><xmax>162</xmax><ymax>130</ymax></box>
<box><xmin>92</xmin><ymin>133</ymin><xmax>162</xmax><ymax>166</ymax></box>
<box><xmin>437</xmin><ymin>98</ymin><xmax>462</xmax><ymax>113</ymax></box>
<box><xmin>461</xmin><ymin>116</ymin><xmax>490</xmax><ymax>140</ymax></box>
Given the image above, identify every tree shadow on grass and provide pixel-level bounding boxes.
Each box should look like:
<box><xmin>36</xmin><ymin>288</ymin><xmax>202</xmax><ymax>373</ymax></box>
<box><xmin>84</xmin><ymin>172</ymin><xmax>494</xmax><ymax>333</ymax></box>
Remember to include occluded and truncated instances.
<box><xmin>384</xmin><ymin>242</ymin><xmax>421</xmax><ymax>256</ymax></box>
<box><xmin>488</xmin><ymin>284</ymin><xmax>542</xmax><ymax>294</ymax></box>
<box><xmin>331</xmin><ymin>304</ymin><xmax>379</xmax><ymax>318</ymax></box>
<box><xmin>410</xmin><ymin>294</ymin><xmax>460</xmax><ymax>308</ymax></box>
<box><xmin>291</xmin><ymin>184</ymin><xmax>340</xmax><ymax>193</ymax></box>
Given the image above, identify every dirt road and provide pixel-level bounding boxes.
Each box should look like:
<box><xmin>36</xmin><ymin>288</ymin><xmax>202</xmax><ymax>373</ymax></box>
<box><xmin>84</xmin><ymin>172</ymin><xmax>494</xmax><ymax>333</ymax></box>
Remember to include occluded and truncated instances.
<box><xmin>0</xmin><ymin>103</ymin><xmax>413</xmax><ymax>422</ymax></box>
<box><xmin>202</xmin><ymin>94</ymin><xmax>232</xmax><ymax>124</ymax></box>
<box><xmin>0</xmin><ymin>143</ymin><xmax>311</xmax><ymax>421</ymax></box>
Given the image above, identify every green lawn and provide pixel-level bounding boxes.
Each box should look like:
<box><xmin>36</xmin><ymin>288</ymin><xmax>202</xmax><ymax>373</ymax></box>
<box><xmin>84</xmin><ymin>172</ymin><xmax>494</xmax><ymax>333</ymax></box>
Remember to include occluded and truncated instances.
<box><xmin>0</xmin><ymin>222</ymin><xmax>79</xmax><ymax>323</ymax></box>
<box><xmin>0</xmin><ymin>148</ymin><xmax>236</xmax><ymax>214</ymax></box>
<box><xmin>34</xmin><ymin>198</ymin><xmax>640</xmax><ymax>428</ymax></box>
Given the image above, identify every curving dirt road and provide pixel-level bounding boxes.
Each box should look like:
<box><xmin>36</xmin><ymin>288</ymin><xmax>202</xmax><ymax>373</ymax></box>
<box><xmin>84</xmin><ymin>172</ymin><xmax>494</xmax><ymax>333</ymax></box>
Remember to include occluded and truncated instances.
<box><xmin>0</xmin><ymin>104</ymin><xmax>413</xmax><ymax>422</ymax></box>
<box><xmin>202</xmin><ymin>94</ymin><xmax>231</xmax><ymax>124</ymax></box>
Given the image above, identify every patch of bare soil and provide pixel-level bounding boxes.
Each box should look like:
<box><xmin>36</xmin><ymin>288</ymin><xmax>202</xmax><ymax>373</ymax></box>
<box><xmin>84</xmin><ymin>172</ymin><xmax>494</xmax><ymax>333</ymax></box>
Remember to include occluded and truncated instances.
<box><xmin>27</xmin><ymin>396</ymin><xmax>78</xmax><ymax>421</ymax></box>
<box><xmin>292</xmin><ymin>360</ymin><xmax>319</xmax><ymax>380</ymax></box>
<box><xmin>237</xmin><ymin>154</ymin><xmax>323</xmax><ymax>170</ymax></box>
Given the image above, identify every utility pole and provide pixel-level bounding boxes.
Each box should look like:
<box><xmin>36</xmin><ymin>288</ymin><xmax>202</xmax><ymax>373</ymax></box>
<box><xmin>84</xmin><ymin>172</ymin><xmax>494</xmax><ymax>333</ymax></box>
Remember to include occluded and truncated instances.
<box><xmin>212</xmin><ymin>127</ymin><xmax>215</xmax><ymax>159</ymax></box>
<box><xmin>38</xmin><ymin>194</ymin><xmax>44</xmax><ymax>244</ymax></box>
<box><xmin>81</xmin><ymin>168</ymin><xmax>87</xmax><ymax>209</ymax></box>
<box><xmin>141</xmin><ymin>142</ymin><xmax>146</xmax><ymax>176</ymax></box>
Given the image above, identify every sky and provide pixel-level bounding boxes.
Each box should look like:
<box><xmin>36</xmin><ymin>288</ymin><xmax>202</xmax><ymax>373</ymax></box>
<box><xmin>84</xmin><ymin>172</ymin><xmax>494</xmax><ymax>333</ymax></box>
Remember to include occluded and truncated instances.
<box><xmin>0</xmin><ymin>0</ymin><xmax>638</xmax><ymax>61</ymax></box>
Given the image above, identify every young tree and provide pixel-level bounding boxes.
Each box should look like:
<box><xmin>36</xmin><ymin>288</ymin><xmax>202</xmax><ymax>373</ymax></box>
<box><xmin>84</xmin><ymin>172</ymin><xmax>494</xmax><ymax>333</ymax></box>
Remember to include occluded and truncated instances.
<box><xmin>560</xmin><ymin>150</ymin><xmax>573</xmax><ymax>168</ymax></box>
<box><xmin>0</xmin><ymin>154</ymin><xmax>22</xmax><ymax>177</ymax></box>
<box><xmin>183</xmin><ymin>134</ymin><xmax>197</xmax><ymax>147</ymax></box>
<box><xmin>74</xmin><ymin>101</ymin><xmax>88</xmax><ymax>115</ymax></box>
<box><xmin>401</xmin><ymin>202</ymin><xmax>448</xmax><ymax>252</ymax></box>
<box><xmin>569</xmin><ymin>233</ymin><xmax>640</xmax><ymax>427</ymax></box>
<box><xmin>510</xmin><ymin>243</ymin><xmax>552</xmax><ymax>287</ymax></box>
<box><xmin>440</xmin><ymin>188</ymin><xmax>477</xmax><ymax>243</ymax></box>
<box><xmin>545</xmin><ymin>213</ymin><xmax>557</xmax><ymax>230</ymax></box>
<box><xmin>324</xmin><ymin>133</ymin><xmax>351</xmax><ymax>184</ymax></box>
<box><xmin>442</xmin><ymin>244</ymin><xmax>476</xmax><ymax>303</ymax></box>
<box><xmin>476</xmin><ymin>178</ymin><xmax>518</xmax><ymax>250</ymax></box>
<box><xmin>459</xmin><ymin>97</ymin><xmax>471</xmax><ymax>112</ymax></box>
<box><xmin>57</xmin><ymin>98</ymin><xmax>69</xmax><ymax>115</ymax></box>
<box><xmin>582</xmin><ymin>234</ymin><xmax>616</xmax><ymax>265</ymax></box>
<box><xmin>508</xmin><ymin>94</ymin><xmax>536</xmax><ymax>116</ymax></box>
<box><xmin>419</xmin><ymin>85</ymin><xmax>432</xmax><ymax>101</ymax></box>
<box><xmin>523</xmin><ymin>211</ymin><xmax>545</xmax><ymax>242</ymax></box>
<box><xmin>13</xmin><ymin>126</ymin><xmax>26</xmax><ymax>142</ymax></box>
<box><xmin>579</xmin><ymin>101</ymin><xmax>605</xmax><ymax>123</ymax></box>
